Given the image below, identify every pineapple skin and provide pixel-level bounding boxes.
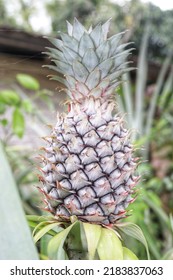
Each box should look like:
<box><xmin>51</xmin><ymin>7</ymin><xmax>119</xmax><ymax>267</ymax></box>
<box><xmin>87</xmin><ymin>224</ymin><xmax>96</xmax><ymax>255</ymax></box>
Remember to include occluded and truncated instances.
<box><xmin>40</xmin><ymin>19</ymin><xmax>139</xmax><ymax>226</ymax></box>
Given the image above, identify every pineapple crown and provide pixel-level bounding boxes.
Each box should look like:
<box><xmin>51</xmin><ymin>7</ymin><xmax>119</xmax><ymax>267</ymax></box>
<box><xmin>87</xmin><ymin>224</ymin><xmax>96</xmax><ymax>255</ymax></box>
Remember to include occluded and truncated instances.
<box><xmin>44</xmin><ymin>18</ymin><xmax>134</xmax><ymax>101</ymax></box>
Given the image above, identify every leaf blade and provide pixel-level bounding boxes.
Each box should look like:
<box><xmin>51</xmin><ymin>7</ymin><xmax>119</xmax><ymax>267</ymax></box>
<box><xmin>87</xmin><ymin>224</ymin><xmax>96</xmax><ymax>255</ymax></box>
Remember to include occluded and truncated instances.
<box><xmin>83</xmin><ymin>223</ymin><xmax>102</xmax><ymax>260</ymax></box>
<box><xmin>118</xmin><ymin>222</ymin><xmax>150</xmax><ymax>259</ymax></box>
<box><xmin>0</xmin><ymin>141</ymin><xmax>38</xmax><ymax>260</ymax></box>
<box><xmin>16</xmin><ymin>74</ymin><xmax>40</xmax><ymax>91</ymax></box>
<box><xmin>48</xmin><ymin>222</ymin><xmax>77</xmax><ymax>260</ymax></box>
<box><xmin>97</xmin><ymin>227</ymin><xmax>123</xmax><ymax>260</ymax></box>
<box><xmin>12</xmin><ymin>108</ymin><xmax>25</xmax><ymax>138</ymax></box>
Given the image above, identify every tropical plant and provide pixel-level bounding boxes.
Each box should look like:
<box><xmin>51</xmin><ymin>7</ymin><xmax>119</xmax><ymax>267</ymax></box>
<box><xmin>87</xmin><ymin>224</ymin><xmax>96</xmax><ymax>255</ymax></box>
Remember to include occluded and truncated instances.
<box><xmin>0</xmin><ymin>140</ymin><xmax>38</xmax><ymax>259</ymax></box>
<box><xmin>26</xmin><ymin>18</ymin><xmax>150</xmax><ymax>260</ymax></box>
<box><xmin>0</xmin><ymin>74</ymin><xmax>55</xmax><ymax>259</ymax></box>
<box><xmin>116</xmin><ymin>24</ymin><xmax>173</xmax><ymax>260</ymax></box>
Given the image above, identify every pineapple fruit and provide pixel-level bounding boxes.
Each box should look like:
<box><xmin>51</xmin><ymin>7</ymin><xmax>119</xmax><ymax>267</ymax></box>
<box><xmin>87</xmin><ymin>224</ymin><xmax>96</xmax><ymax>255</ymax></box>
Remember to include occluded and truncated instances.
<box><xmin>37</xmin><ymin>18</ymin><xmax>141</xmax><ymax>259</ymax></box>
<box><xmin>40</xmin><ymin>18</ymin><xmax>139</xmax><ymax>225</ymax></box>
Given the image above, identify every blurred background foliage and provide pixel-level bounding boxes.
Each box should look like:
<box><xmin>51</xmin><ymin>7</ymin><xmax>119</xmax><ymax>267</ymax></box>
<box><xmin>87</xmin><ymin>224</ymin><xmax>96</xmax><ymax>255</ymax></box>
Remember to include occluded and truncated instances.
<box><xmin>0</xmin><ymin>0</ymin><xmax>173</xmax><ymax>259</ymax></box>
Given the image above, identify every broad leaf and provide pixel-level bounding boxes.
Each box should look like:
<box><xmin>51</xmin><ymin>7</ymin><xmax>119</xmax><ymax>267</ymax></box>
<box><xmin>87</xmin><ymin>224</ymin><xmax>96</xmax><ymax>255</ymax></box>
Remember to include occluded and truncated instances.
<box><xmin>118</xmin><ymin>222</ymin><xmax>150</xmax><ymax>259</ymax></box>
<box><xmin>12</xmin><ymin>108</ymin><xmax>25</xmax><ymax>138</ymax></box>
<box><xmin>97</xmin><ymin>227</ymin><xmax>123</xmax><ymax>260</ymax></box>
<box><xmin>0</xmin><ymin>141</ymin><xmax>38</xmax><ymax>259</ymax></box>
<box><xmin>0</xmin><ymin>103</ymin><xmax>6</xmax><ymax>114</ymax></box>
<box><xmin>0</xmin><ymin>90</ymin><xmax>20</xmax><ymax>105</ymax></box>
<box><xmin>16</xmin><ymin>74</ymin><xmax>40</xmax><ymax>91</ymax></box>
<box><xmin>26</xmin><ymin>215</ymin><xmax>54</xmax><ymax>223</ymax></box>
<box><xmin>123</xmin><ymin>247</ymin><xmax>138</xmax><ymax>260</ymax></box>
<box><xmin>48</xmin><ymin>222</ymin><xmax>77</xmax><ymax>260</ymax></box>
<box><xmin>22</xmin><ymin>100</ymin><xmax>33</xmax><ymax>113</ymax></box>
<box><xmin>162</xmin><ymin>248</ymin><xmax>173</xmax><ymax>260</ymax></box>
<box><xmin>83</xmin><ymin>223</ymin><xmax>101</xmax><ymax>260</ymax></box>
<box><xmin>33</xmin><ymin>222</ymin><xmax>61</xmax><ymax>243</ymax></box>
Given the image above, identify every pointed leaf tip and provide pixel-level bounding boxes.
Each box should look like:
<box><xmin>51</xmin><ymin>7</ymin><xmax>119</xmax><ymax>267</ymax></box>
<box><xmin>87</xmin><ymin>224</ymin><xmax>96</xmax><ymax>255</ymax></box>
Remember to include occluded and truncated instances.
<box><xmin>102</xmin><ymin>18</ymin><xmax>112</xmax><ymax>40</ymax></box>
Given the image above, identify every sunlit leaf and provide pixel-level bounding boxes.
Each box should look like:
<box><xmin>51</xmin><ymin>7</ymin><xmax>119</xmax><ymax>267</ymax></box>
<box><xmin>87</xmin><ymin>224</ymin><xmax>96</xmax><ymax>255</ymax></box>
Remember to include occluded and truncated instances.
<box><xmin>118</xmin><ymin>222</ymin><xmax>150</xmax><ymax>259</ymax></box>
<box><xmin>0</xmin><ymin>141</ymin><xmax>38</xmax><ymax>259</ymax></box>
<box><xmin>123</xmin><ymin>247</ymin><xmax>138</xmax><ymax>260</ymax></box>
<box><xmin>22</xmin><ymin>100</ymin><xmax>33</xmax><ymax>113</ymax></box>
<box><xmin>135</xmin><ymin>24</ymin><xmax>150</xmax><ymax>136</ymax></box>
<box><xmin>48</xmin><ymin>222</ymin><xmax>77</xmax><ymax>260</ymax></box>
<box><xmin>162</xmin><ymin>248</ymin><xmax>173</xmax><ymax>260</ymax></box>
<box><xmin>26</xmin><ymin>215</ymin><xmax>54</xmax><ymax>223</ymax></box>
<box><xmin>0</xmin><ymin>103</ymin><xmax>6</xmax><ymax>114</ymax></box>
<box><xmin>0</xmin><ymin>119</ymin><xmax>8</xmax><ymax>126</ymax></box>
<box><xmin>97</xmin><ymin>227</ymin><xmax>123</xmax><ymax>260</ymax></box>
<box><xmin>0</xmin><ymin>90</ymin><xmax>20</xmax><ymax>105</ymax></box>
<box><xmin>16</xmin><ymin>74</ymin><xmax>40</xmax><ymax>91</ymax></box>
<box><xmin>12</xmin><ymin>108</ymin><xmax>25</xmax><ymax>138</ymax></box>
<box><xmin>143</xmin><ymin>195</ymin><xmax>170</xmax><ymax>229</ymax></box>
<box><xmin>33</xmin><ymin>222</ymin><xmax>61</xmax><ymax>243</ymax></box>
<box><xmin>83</xmin><ymin>222</ymin><xmax>101</xmax><ymax>260</ymax></box>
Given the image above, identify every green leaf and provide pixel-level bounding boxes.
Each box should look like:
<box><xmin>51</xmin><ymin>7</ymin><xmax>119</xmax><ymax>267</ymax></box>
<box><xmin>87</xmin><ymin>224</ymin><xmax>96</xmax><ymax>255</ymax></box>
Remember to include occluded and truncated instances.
<box><xmin>12</xmin><ymin>108</ymin><xmax>25</xmax><ymax>138</ymax></box>
<box><xmin>40</xmin><ymin>235</ymin><xmax>52</xmax><ymax>258</ymax></box>
<box><xmin>22</xmin><ymin>100</ymin><xmax>33</xmax><ymax>113</ymax></box>
<box><xmin>16</xmin><ymin>74</ymin><xmax>40</xmax><ymax>91</ymax></box>
<box><xmin>162</xmin><ymin>248</ymin><xmax>173</xmax><ymax>260</ymax></box>
<box><xmin>0</xmin><ymin>119</ymin><xmax>8</xmax><ymax>126</ymax></box>
<box><xmin>123</xmin><ymin>247</ymin><xmax>138</xmax><ymax>260</ymax></box>
<box><xmin>97</xmin><ymin>227</ymin><xmax>123</xmax><ymax>260</ymax></box>
<box><xmin>26</xmin><ymin>215</ymin><xmax>54</xmax><ymax>223</ymax></box>
<box><xmin>83</xmin><ymin>222</ymin><xmax>102</xmax><ymax>260</ymax></box>
<box><xmin>118</xmin><ymin>222</ymin><xmax>150</xmax><ymax>259</ymax></box>
<box><xmin>0</xmin><ymin>103</ymin><xmax>6</xmax><ymax>114</ymax></box>
<box><xmin>68</xmin><ymin>221</ymin><xmax>84</xmax><ymax>251</ymax></box>
<box><xmin>33</xmin><ymin>222</ymin><xmax>61</xmax><ymax>243</ymax></box>
<box><xmin>0</xmin><ymin>141</ymin><xmax>38</xmax><ymax>259</ymax></box>
<box><xmin>0</xmin><ymin>90</ymin><xmax>20</xmax><ymax>105</ymax></box>
<box><xmin>48</xmin><ymin>222</ymin><xmax>77</xmax><ymax>260</ymax></box>
<box><xmin>135</xmin><ymin>24</ymin><xmax>149</xmax><ymax>137</ymax></box>
<box><xmin>143</xmin><ymin>195</ymin><xmax>170</xmax><ymax>229</ymax></box>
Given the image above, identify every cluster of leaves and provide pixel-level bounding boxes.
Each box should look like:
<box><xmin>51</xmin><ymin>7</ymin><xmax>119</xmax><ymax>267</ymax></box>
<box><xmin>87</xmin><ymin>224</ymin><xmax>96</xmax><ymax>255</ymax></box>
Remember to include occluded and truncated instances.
<box><xmin>46</xmin><ymin>0</ymin><xmax>173</xmax><ymax>60</ymax></box>
<box><xmin>0</xmin><ymin>74</ymin><xmax>39</xmax><ymax>138</ymax></box>
<box><xmin>0</xmin><ymin>74</ymin><xmax>56</xmax><ymax>259</ymax></box>
<box><xmin>1</xmin><ymin>0</ymin><xmax>173</xmax><ymax>60</ymax></box>
<box><xmin>27</xmin><ymin>215</ymin><xmax>150</xmax><ymax>260</ymax></box>
<box><xmin>116</xmin><ymin>26</ymin><xmax>173</xmax><ymax>260</ymax></box>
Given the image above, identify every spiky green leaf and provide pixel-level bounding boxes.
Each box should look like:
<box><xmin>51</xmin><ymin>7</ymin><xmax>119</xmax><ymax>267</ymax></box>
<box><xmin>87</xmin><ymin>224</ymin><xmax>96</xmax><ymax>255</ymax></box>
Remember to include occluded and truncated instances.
<box><xmin>72</xmin><ymin>60</ymin><xmax>88</xmax><ymax>83</ymax></box>
<box><xmin>79</xmin><ymin>32</ymin><xmax>95</xmax><ymax>57</ymax></box>
<box><xmin>98</xmin><ymin>57</ymin><xmax>113</xmax><ymax>78</ymax></box>
<box><xmin>46</xmin><ymin>37</ymin><xmax>63</xmax><ymax>51</ymax></box>
<box><xmin>72</xmin><ymin>18</ymin><xmax>85</xmax><ymax>40</ymax></box>
<box><xmin>53</xmin><ymin>60</ymin><xmax>74</xmax><ymax>76</ymax></box>
<box><xmin>108</xmin><ymin>32</ymin><xmax>125</xmax><ymax>56</ymax></box>
<box><xmin>85</xmin><ymin>68</ymin><xmax>101</xmax><ymax>89</ymax></box>
<box><xmin>96</xmin><ymin>41</ymin><xmax>110</xmax><ymax>61</ymax></box>
<box><xmin>60</xmin><ymin>32</ymin><xmax>78</xmax><ymax>52</ymax></box>
<box><xmin>66</xmin><ymin>20</ymin><xmax>73</xmax><ymax>36</ymax></box>
<box><xmin>63</xmin><ymin>46</ymin><xmax>80</xmax><ymax>63</ymax></box>
<box><xmin>102</xmin><ymin>18</ymin><xmax>111</xmax><ymax>40</ymax></box>
<box><xmin>82</xmin><ymin>48</ymin><xmax>99</xmax><ymax>72</ymax></box>
<box><xmin>90</xmin><ymin>23</ymin><xmax>103</xmax><ymax>47</ymax></box>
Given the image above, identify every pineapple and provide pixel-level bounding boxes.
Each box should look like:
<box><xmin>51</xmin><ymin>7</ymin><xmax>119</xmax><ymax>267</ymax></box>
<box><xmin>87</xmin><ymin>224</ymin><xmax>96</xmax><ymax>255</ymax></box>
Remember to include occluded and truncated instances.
<box><xmin>39</xmin><ymin>19</ymin><xmax>139</xmax><ymax>228</ymax></box>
